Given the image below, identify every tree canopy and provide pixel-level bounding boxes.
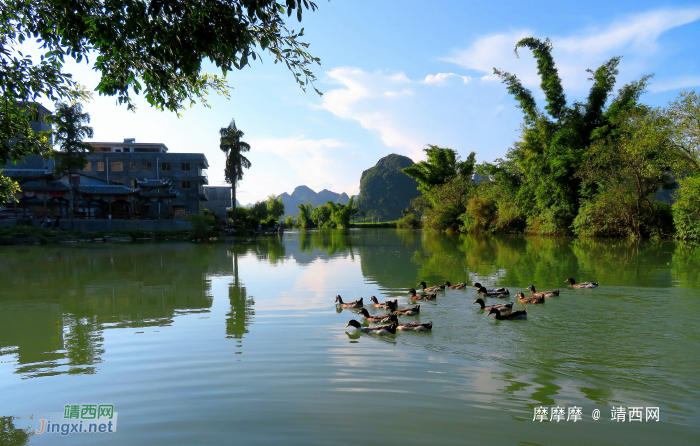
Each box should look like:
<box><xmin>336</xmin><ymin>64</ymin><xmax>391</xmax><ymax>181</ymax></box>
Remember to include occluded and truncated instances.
<box><xmin>402</xmin><ymin>145</ymin><xmax>476</xmax><ymax>193</ymax></box>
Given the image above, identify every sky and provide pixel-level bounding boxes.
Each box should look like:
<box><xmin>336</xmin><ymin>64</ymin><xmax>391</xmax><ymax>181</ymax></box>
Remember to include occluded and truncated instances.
<box><xmin>30</xmin><ymin>0</ymin><xmax>700</xmax><ymax>205</ymax></box>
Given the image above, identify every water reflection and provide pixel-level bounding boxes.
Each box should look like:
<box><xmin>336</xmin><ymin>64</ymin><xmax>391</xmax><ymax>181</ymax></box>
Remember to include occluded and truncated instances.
<box><xmin>0</xmin><ymin>416</ymin><xmax>32</xmax><ymax>446</ymax></box>
<box><xmin>0</xmin><ymin>245</ymin><xmax>216</xmax><ymax>378</ymax></box>
<box><xmin>226</xmin><ymin>249</ymin><xmax>254</xmax><ymax>346</ymax></box>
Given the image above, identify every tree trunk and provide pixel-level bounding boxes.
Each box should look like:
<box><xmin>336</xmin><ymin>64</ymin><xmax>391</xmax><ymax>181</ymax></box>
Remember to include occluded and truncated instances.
<box><xmin>231</xmin><ymin>183</ymin><xmax>237</xmax><ymax>227</ymax></box>
<box><xmin>69</xmin><ymin>167</ymin><xmax>76</xmax><ymax>230</ymax></box>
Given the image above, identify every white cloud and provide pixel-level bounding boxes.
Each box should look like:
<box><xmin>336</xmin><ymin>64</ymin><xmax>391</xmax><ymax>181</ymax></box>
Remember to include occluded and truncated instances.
<box><xmin>423</xmin><ymin>73</ymin><xmax>472</xmax><ymax>85</ymax></box>
<box><xmin>648</xmin><ymin>75</ymin><xmax>700</xmax><ymax>93</ymax></box>
<box><xmin>442</xmin><ymin>7</ymin><xmax>700</xmax><ymax>91</ymax></box>
<box><xmin>321</xmin><ymin>68</ymin><xmax>425</xmax><ymax>159</ymax></box>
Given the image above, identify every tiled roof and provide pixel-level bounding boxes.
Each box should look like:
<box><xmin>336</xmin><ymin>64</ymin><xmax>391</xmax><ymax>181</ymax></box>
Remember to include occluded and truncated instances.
<box><xmin>1</xmin><ymin>169</ymin><xmax>52</xmax><ymax>178</ymax></box>
<box><xmin>20</xmin><ymin>180</ymin><xmax>70</xmax><ymax>192</ymax></box>
<box><xmin>79</xmin><ymin>185</ymin><xmax>137</xmax><ymax>195</ymax></box>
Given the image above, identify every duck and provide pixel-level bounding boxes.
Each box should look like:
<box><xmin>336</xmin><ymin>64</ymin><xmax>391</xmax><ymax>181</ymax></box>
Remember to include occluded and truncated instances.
<box><xmin>476</xmin><ymin>286</ymin><xmax>510</xmax><ymax>298</ymax></box>
<box><xmin>472</xmin><ymin>298</ymin><xmax>513</xmax><ymax>312</ymax></box>
<box><xmin>487</xmin><ymin>307</ymin><xmax>527</xmax><ymax>320</ymax></box>
<box><xmin>526</xmin><ymin>285</ymin><xmax>559</xmax><ymax>298</ymax></box>
<box><xmin>370</xmin><ymin>296</ymin><xmax>398</xmax><ymax>308</ymax></box>
<box><xmin>391</xmin><ymin>304</ymin><xmax>421</xmax><ymax>315</ymax></box>
<box><xmin>397</xmin><ymin>320</ymin><xmax>433</xmax><ymax>332</ymax></box>
<box><xmin>357</xmin><ymin>308</ymin><xmax>395</xmax><ymax>323</ymax></box>
<box><xmin>471</xmin><ymin>282</ymin><xmax>507</xmax><ymax>293</ymax></box>
<box><xmin>407</xmin><ymin>288</ymin><xmax>437</xmax><ymax>300</ymax></box>
<box><xmin>335</xmin><ymin>295</ymin><xmax>364</xmax><ymax>308</ymax></box>
<box><xmin>565</xmin><ymin>278</ymin><xmax>598</xmax><ymax>288</ymax></box>
<box><xmin>418</xmin><ymin>281</ymin><xmax>445</xmax><ymax>292</ymax></box>
<box><xmin>448</xmin><ymin>282</ymin><xmax>468</xmax><ymax>289</ymax></box>
<box><xmin>515</xmin><ymin>291</ymin><xmax>544</xmax><ymax>304</ymax></box>
<box><xmin>345</xmin><ymin>319</ymin><xmax>397</xmax><ymax>335</ymax></box>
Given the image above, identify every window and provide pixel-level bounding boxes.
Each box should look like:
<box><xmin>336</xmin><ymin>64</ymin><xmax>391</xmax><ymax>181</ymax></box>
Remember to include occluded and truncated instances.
<box><xmin>181</xmin><ymin>162</ymin><xmax>190</xmax><ymax>171</ymax></box>
<box><xmin>143</xmin><ymin>161</ymin><xmax>152</xmax><ymax>171</ymax></box>
<box><xmin>111</xmin><ymin>180</ymin><xmax>124</xmax><ymax>185</ymax></box>
<box><xmin>182</xmin><ymin>180</ymin><xmax>191</xmax><ymax>189</ymax></box>
<box><xmin>162</xmin><ymin>162</ymin><xmax>171</xmax><ymax>171</ymax></box>
<box><xmin>83</xmin><ymin>162</ymin><xmax>92</xmax><ymax>171</ymax></box>
<box><xmin>111</xmin><ymin>162</ymin><xmax>123</xmax><ymax>172</ymax></box>
<box><xmin>114</xmin><ymin>148</ymin><xmax>122</xmax><ymax>152</ymax></box>
<box><xmin>130</xmin><ymin>161</ymin><xmax>137</xmax><ymax>171</ymax></box>
<box><xmin>131</xmin><ymin>180</ymin><xmax>137</xmax><ymax>188</ymax></box>
<box><xmin>98</xmin><ymin>162</ymin><xmax>105</xmax><ymax>171</ymax></box>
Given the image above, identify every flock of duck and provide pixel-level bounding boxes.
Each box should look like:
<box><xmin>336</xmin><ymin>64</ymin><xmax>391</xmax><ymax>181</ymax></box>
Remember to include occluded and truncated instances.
<box><xmin>337</xmin><ymin>278</ymin><xmax>598</xmax><ymax>335</ymax></box>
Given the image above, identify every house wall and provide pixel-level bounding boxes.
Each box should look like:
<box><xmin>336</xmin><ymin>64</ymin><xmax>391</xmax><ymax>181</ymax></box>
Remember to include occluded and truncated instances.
<box><xmin>203</xmin><ymin>187</ymin><xmax>231</xmax><ymax>220</ymax></box>
<box><xmin>82</xmin><ymin>152</ymin><xmax>208</xmax><ymax>215</ymax></box>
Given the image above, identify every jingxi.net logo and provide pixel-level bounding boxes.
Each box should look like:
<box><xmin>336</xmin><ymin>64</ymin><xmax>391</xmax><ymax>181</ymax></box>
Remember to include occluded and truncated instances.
<box><xmin>34</xmin><ymin>404</ymin><xmax>118</xmax><ymax>436</ymax></box>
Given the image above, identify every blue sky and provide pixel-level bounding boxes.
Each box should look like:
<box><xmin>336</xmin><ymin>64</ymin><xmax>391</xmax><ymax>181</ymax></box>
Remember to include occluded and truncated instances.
<box><xmin>35</xmin><ymin>1</ymin><xmax>700</xmax><ymax>205</ymax></box>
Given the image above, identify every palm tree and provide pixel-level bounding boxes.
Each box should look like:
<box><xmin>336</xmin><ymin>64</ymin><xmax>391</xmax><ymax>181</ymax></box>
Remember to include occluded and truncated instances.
<box><xmin>47</xmin><ymin>101</ymin><xmax>94</xmax><ymax>227</ymax></box>
<box><xmin>219</xmin><ymin>119</ymin><xmax>251</xmax><ymax>226</ymax></box>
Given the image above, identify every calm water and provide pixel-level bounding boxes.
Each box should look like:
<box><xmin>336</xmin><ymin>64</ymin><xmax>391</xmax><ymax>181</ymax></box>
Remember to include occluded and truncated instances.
<box><xmin>0</xmin><ymin>230</ymin><xmax>699</xmax><ymax>445</ymax></box>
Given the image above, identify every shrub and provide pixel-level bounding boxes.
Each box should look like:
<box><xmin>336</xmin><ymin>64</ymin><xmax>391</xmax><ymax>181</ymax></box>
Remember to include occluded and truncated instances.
<box><xmin>396</xmin><ymin>213</ymin><xmax>420</xmax><ymax>229</ymax></box>
<box><xmin>673</xmin><ymin>175</ymin><xmax>700</xmax><ymax>240</ymax></box>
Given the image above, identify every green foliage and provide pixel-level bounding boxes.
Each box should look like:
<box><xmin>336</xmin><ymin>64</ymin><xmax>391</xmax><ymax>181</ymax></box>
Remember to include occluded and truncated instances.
<box><xmin>489</xmin><ymin>37</ymin><xmax>649</xmax><ymax>234</ymax></box>
<box><xmin>220</xmin><ymin>119</ymin><xmax>251</xmax><ymax>226</ymax></box>
<box><xmin>297</xmin><ymin>202</ymin><xmax>312</xmax><ymax>228</ymax></box>
<box><xmin>356</xmin><ymin>154</ymin><xmax>421</xmax><ymax>221</ymax></box>
<box><xmin>266</xmin><ymin>194</ymin><xmax>285</xmax><ymax>220</ymax></box>
<box><xmin>413</xmin><ymin>175</ymin><xmax>473</xmax><ymax>231</ymax></box>
<box><xmin>402</xmin><ymin>145</ymin><xmax>476</xmax><ymax>193</ymax></box>
<box><xmin>673</xmin><ymin>175</ymin><xmax>700</xmax><ymax>240</ymax></box>
<box><xmin>667</xmin><ymin>90</ymin><xmax>700</xmax><ymax>174</ymax></box>
<box><xmin>396</xmin><ymin>213</ymin><xmax>419</xmax><ymax>229</ymax></box>
<box><xmin>284</xmin><ymin>215</ymin><xmax>295</xmax><ymax>227</ymax></box>
<box><xmin>7</xmin><ymin>0</ymin><xmax>322</xmax><ymax>114</ymax></box>
<box><xmin>575</xmin><ymin>106</ymin><xmax>677</xmax><ymax>238</ymax></box>
<box><xmin>186</xmin><ymin>214</ymin><xmax>216</xmax><ymax>239</ymax></box>
<box><xmin>47</xmin><ymin>102</ymin><xmax>94</xmax><ymax>176</ymax></box>
<box><xmin>0</xmin><ymin>172</ymin><xmax>20</xmax><ymax>205</ymax></box>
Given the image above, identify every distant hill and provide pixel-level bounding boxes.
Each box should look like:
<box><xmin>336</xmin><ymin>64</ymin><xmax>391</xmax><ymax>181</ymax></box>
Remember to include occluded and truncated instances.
<box><xmin>277</xmin><ymin>185</ymin><xmax>350</xmax><ymax>218</ymax></box>
<box><xmin>355</xmin><ymin>154</ymin><xmax>421</xmax><ymax>221</ymax></box>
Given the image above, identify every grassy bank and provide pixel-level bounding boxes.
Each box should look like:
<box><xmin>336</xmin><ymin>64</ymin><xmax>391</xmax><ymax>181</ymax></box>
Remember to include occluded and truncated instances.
<box><xmin>0</xmin><ymin>225</ymin><xmax>190</xmax><ymax>245</ymax></box>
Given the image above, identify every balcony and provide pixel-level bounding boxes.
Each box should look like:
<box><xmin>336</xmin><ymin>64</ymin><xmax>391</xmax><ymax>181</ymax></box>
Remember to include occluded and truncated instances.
<box><xmin>198</xmin><ymin>172</ymin><xmax>209</xmax><ymax>185</ymax></box>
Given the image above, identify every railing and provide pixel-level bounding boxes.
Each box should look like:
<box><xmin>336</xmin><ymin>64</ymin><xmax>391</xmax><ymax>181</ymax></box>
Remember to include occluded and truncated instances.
<box><xmin>198</xmin><ymin>172</ymin><xmax>209</xmax><ymax>184</ymax></box>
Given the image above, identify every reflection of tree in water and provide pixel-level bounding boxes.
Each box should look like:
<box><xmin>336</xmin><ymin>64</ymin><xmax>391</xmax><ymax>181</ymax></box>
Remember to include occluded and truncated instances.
<box><xmin>0</xmin><ymin>244</ymin><xmax>217</xmax><ymax>379</ymax></box>
<box><xmin>298</xmin><ymin>229</ymin><xmax>355</xmax><ymax>256</ymax></box>
<box><xmin>0</xmin><ymin>416</ymin><xmax>32</xmax><ymax>446</ymax></box>
<box><xmin>225</xmin><ymin>251</ymin><xmax>254</xmax><ymax>350</ymax></box>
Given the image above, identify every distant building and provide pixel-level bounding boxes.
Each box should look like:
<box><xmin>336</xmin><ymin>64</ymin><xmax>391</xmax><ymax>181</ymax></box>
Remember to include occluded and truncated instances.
<box><xmin>203</xmin><ymin>186</ymin><xmax>232</xmax><ymax>220</ymax></box>
<box><xmin>1</xmin><ymin>137</ymin><xmax>210</xmax><ymax>220</ymax></box>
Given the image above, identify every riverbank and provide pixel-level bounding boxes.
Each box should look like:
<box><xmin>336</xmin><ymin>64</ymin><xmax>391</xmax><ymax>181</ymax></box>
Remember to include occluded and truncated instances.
<box><xmin>0</xmin><ymin>225</ymin><xmax>190</xmax><ymax>245</ymax></box>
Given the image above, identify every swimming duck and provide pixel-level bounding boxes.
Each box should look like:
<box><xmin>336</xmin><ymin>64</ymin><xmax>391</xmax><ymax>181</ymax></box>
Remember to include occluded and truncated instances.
<box><xmin>407</xmin><ymin>288</ymin><xmax>437</xmax><ymax>300</ymax></box>
<box><xmin>565</xmin><ymin>278</ymin><xmax>598</xmax><ymax>288</ymax></box>
<box><xmin>526</xmin><ymin>285</ymin><xmax>559</xmax><ymax>298</ymax></box>
<box><xmin>397</xmin><ymin>320</ymin><xmax>433</xmax><ymax>332</ymax></box>
<box><xmin>471</xmin><ymin>282</ymin><xmax>507</xmax><ymax>293</ymax></box>
<box><xmin>335</xmin><ymin>295</ymin><xmax>364</xmax><ymax>308</ymax></box>
<box><xmin>448</xmin><ymin>282</ymin><xmax>468</xmax><ymax>289</ymax></box>
<box><xmin>392</xmin><ymin>304</ymin><xmax>421</xmax><ymax>315</ymax></box>
<box><xmin>516</xmin><ymin>291</ymin><xmax>544</xmax><ymax>304</ymax></box>
<box><xmin>472</xmin><ymin>298</ymin><xmax>513</xmax><ymax>312</ymax></box>
<box><xmin>487</xmin><ymin>307</ymin><xmax>527</xmax><ymax>320</ymax></box>
<box><xmin>357</xmin><ymin>308</ymin><xmax>395</xmax><ymax>323</ymax></box>
<box><xmin>476</xmin><ymin>286</ymin><xmax>510</xmax><ymax>298</ymax></box>
<box><xmin>370</xmin><ymin>296</ymin><xmax>398</xmax><ymax>308</ymax></box>
<box><xmin>418</xmin><ymin>281</ymin><xmax>445</xmax><ymax>292</ymax></box>
<box><xmin>345</xmin><ymin>319</ymin><xmax>397</xmax><ymax>335</ymax></box>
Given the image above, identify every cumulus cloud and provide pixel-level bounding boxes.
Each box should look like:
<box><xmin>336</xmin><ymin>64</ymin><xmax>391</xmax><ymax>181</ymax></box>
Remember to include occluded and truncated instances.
<box><xmin>423</xmin><ymin>73</ymin><xmax>472</xmax><ymax>85</ymax></box>
<box><xmin>442</xmin><ymin>7</ymin><xmax>700</xmax><ymax>90</ymax></box>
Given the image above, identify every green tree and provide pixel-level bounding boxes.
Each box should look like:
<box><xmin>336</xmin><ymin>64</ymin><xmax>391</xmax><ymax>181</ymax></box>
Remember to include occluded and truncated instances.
<box><xmin>266</xmin><ymin>194</ymin><xmax>285</xmax><ymax>222</ymax></box>
<box><xmin>402</xmin><ymin>145</ymin><xmax>476</xmax><ymax>193</ymax></box>
<box><xmin>297</xmin><ymin>202</ymin><xmax>312</xmax><ymax>227</ymax></box>
<box><xmin>220</xmin><ymin>120</ymin><xmax>251</xmax><ymax>225</ymax></box>
<box><xmin>489</xmin><ymin>38</ymin><xmax>649</xmax><ymax>234</ymax></box>
<box><xmin>46</xmin><ymin>101</ymin><xmax>94</xmax><ymax>224</ymax></box>
<box><xmin>673</xmin><ymin>175</ymin><xmax>700</xmax><ymax>240</ymax></box>
<box><xmin>311</xmin><ymin>202</ymin><xmax>331</xmax><ymax>227</ymax></box>
<box><xmin>667</xmin><ymin>90</ymin><xmax>700</xmax><ymax>173</ymax></box>
<box><xmin>2</xmin><ymin>1</ymin><xmax>321</xmax><ymax>202</ymax></box>
<box><xmin>574</xmin><ymin>106</ymin><xmax>676</xmax><ymax>237</ymax></box>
